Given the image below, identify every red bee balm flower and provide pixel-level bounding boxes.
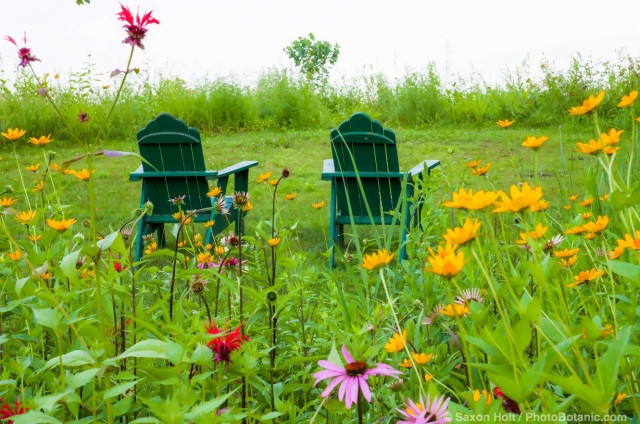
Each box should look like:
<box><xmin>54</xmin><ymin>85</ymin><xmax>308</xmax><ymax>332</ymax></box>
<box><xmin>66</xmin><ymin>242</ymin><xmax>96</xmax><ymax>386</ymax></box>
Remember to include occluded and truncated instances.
<box><xmin>0</xmin><ymin>397</ymin><xmax>27</xmax><ymax>423</ymax></box>
<box><xmin>205</xmin><ymin>322</ymin><xmax>249</xmax><ymax>363</ymax></box>
<box><xmin>493</xmin><ymin>387</ymin><xmax>521</xmax><ymax>414</ymax></box>
<box><xmin>117</xmin><ymin>5</ymin><xmax>159</xmax><ymax>49</ymax></box>
<box><xmin>4</xmin><ymin>33</ymin><xmax>40</xmax><ymax>67</ymax></box>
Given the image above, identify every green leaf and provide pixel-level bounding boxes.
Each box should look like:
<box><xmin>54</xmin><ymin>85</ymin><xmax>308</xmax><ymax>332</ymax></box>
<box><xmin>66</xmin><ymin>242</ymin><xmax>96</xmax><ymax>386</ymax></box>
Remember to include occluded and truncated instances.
<box><xmin>0</xmin><ymin>297</ymin><xmax>33</xmax><ymax>313</ymax></box>
<box><xmin>164</xmin><ymin>341</ymin><xmax>186</xmax><ymax>364</ymax></box>
<box><xmin>113</xmin><ymin>396</ymin><xmax>133</xmax><ymax>417</ymax></box>
<box><xmin>104</xmin><ymin>379</ymin><xmax>142</xmax><ymax>400</ymax></box>
<box><xmin>190</xmin><ymin>344</ymin><xmax>213</xmax><ymax>365</ymax></box>
<box><xmin>520</xmin><ymin>354</ymin><xmax>547</xmax><ymax>398</ymax></box>
<box><xmin>60</xmin><ymin>250</ymin><xmax>80</xmax><ymax>279</ymax></box>
<box><xmin>118</xmin><ymin>339</ymin><xmax>169</xmax><ymax>360</ymax></box>
<box><xmin>12</xmin><ymin>412</ymin><xmax>61</xmax><ymax>424</ymax></box>
<box><xmin>15</xmin><ymin>277</ymin><xmax>29</xmax><ymax>296</ymax></box>
<box><xmin>33</xmin><ymin>308</ymin><xmax>59</xmax><ymax>332</ymax></box>
<box><xmin>465</xmin><ymin>336</ymin><xmax>500</xmax><ymax>358</ymax></box>
<box><xmin>130</xmin><ymin>418</ymin><xmax>161</xmax><ymax>424</ymax></box>
<box><xmin>547</xmin><ymin>374</ymin><xmax>607</xmax><ymax>412</ymax></box>
<box><xmin>513</xmin><ymin>319</ymin><xmax>532</xmax><ymax>353</ymax></box>
<box><xmin>608</xmin><ymin>261</ymin><xmax>640</xmax><ymax>286</ymax></box>
<box><xmin>32</xmin><ymin>392</ymin><xmax>67</xmax><ymax>414</ymax></box>
<box><xmin>97</xmin><ymin>231</ymin><xmax>126</xmax><ymax>254</ymax></box>
<box><xmin>45</xmin><ymin>350</ymin><xmax>94</xmax><ymax>369</ymax></box>
<box><xmin>261</xmin><ymin>411</ymin><xmax>284</xmax><ymax>421</ymax></box>
<box><xmin>595</xmin><ymin>328</ymin><xmax>631</xmax><ymax>395</ymax></box>
<box><xmin>610</xmin><ymin>189</ymin><xmax>640</xmax><ymax>211</ymax></box>
<box><xmin>183</xmin><ymin>388</ymin><xmax>238</xmax><ymax>420</ymax></box>
<box><xmin>487</xmin><ymin>372</ymin><xmax>522</xmax><ymax>401</ymax></box>
<box><xmin>66</xmin><ymin>368</ymin><xmax>100</xmax><ymax>389</ymax></box>
<box><xmin>327</xmin><ymin>343</ymin><xmax>343</xmax><ymax>367</ymax></box>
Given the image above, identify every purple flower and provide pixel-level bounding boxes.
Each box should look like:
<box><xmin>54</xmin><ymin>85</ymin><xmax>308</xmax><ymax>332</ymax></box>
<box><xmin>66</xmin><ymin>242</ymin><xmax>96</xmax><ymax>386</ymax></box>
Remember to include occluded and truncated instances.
<box><xmin>117</xmin><ymin>5</ymin><xmax>159</xmax><ymax>49</ymax></box>
<box><xmin>78</xmin><ymin>112</ymin><xmax>89</xmax><ymax>123</ymax></box>
<box><xmin>197</xmin><ymin>261</ymin><xmax>214</xmax><ymax>270</ymax></box>
<box><xmin>454</xmin><ymin>288</ymin><xmax>484</xmax><ymax>305</ymax></box>
<box><xmin>4</xmin><ymin>33</ymin><xmax>40</xmax><ymax>67</ymax></box>
<box><xmin>313</xmin><ymin>345</ymin><xmax>400</xmax><ymax>409</ymax></box>
<box><xmin>397</xmin><ymin>395</ymin><xmax>451</xmax><ymax>424</ymax></box>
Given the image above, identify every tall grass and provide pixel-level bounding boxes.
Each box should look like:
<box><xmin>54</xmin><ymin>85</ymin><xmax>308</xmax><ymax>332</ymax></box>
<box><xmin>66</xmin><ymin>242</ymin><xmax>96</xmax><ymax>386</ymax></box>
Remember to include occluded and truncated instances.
<box><xmin>2</xmin><ymin>54</ymin><xmax>640</xmax><ymax>142</ymax></box>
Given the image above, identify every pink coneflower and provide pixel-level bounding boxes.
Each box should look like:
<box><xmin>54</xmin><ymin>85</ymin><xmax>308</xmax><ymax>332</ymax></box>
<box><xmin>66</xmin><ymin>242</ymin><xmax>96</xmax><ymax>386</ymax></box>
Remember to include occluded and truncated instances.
<box><xmin>232</xmin><ymin>191</ymin><xmax>250</xmax><ymax>207</ymax></box>
<box><xmin>313</xmin><ymin>345</ymin><xmax>401</xmax><ymax>409</ymax></box>
<box><xmin>211</xmin><ymin>257</ymin><xmax>246</xmax><ymax>273</ymax></box>
<box><xmin>215</xmin><ymin>195</ymin><xmax>230</xmax><ymax>215</ymax></box>
<box><xmin>205</xmin><ymin>322</ymin><xmax>249</xmax><ymax>363</ymax></box>
<box><xmin>423</xmin><ymin>304</ymin><xmax>444</xmax><ymax>326</ymax></box>
<box><xmin>4</xmin><ymin>33</ymin><xmax>40</xmax><ymax>67</ymax></box>
<box><xmin>221</xmin><ymin>232</ymin><xmax>240</xmax><ymax>247</ymax></box>
<box><xmin>454</xmin><ymin>288</ymin><xmax>484</xmax><ymax>305</ymax></box>
<box><xmin>117</xmin><ymin>4</ymin><xmax>159</xmax><ymax>49</ymax></box>
<box><xmin>397</xmin><ymin>395</ymin><xmax>451</xmax><ymax>424</ymax></box>
<box><xmin>168</xmin><ymin>194</ymin><xmax>186</xmax><ymax>206</ymax></box>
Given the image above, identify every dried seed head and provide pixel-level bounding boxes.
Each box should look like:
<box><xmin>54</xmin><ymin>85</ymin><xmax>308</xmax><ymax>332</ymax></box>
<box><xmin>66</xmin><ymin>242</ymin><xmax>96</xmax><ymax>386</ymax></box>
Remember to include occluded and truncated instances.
<box><xmin>190</xmin><ymin>275</ymin><xmax>208</xmax><ymax>293</ymax></box>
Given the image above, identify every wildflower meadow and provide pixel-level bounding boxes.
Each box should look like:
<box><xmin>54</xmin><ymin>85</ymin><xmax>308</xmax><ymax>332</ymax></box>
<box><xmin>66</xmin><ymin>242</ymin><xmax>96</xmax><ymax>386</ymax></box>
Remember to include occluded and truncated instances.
<box><xmin>1</xmin><ymin>4</ymin><xmax>640</xmax><ymax>424</ymax></box>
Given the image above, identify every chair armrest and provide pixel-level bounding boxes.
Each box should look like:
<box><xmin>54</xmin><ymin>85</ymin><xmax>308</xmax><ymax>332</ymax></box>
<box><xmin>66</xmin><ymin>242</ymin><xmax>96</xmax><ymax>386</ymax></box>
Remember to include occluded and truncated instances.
<box><xmin>129</xmin><ymin>167</ymin><xmax>218</xmax><ymax>181</ymax></box>
<box><xmin>129</xmin><ymin>165</ymin><xmax>144</xmax><ymax>181</ymax></box>
<box><xmin>408</xmin><ymin>160</ymin><xmax>440</xmax><ymax>179</ymax></box>
<box><xmin>321</xmin><ymin>159</ymin><xmax>335</xmax><ymax>180</ymax></box>
<box><xmin>217</xmin><ymin>161</ymin><xmax>258</xmax><ymax>179</ymax></box>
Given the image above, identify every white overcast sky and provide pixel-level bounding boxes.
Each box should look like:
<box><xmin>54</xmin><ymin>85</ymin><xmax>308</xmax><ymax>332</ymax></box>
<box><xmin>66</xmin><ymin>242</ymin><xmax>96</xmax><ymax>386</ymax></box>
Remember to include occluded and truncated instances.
<box><xmin>1</xmin><ymin>0</ymin><xmax>639</xmax><ymax>87</ymax></box>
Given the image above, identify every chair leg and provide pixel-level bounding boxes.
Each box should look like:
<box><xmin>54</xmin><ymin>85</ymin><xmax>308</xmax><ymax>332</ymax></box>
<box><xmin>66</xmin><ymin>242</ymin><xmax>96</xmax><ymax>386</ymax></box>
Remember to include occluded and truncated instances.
<box><xmin>328</xmin><ymin>181</ymin><xmax>337</xmax><ymax>269</ymax></box>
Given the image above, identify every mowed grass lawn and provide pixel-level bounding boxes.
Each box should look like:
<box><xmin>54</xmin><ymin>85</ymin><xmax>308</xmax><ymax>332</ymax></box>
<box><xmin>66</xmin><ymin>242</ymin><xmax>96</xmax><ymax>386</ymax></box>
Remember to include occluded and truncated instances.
<box><xmin>2</xmin><ymin>124</ymin><xmax>594</xmax><ymax>253</ymax></box>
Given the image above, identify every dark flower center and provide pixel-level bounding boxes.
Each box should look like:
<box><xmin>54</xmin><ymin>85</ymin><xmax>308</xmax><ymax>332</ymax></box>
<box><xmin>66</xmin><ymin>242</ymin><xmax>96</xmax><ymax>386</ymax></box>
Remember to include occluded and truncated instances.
<box><xmin>345</xmin><ymin>361</ymin><xmax>368</xmax><ymax>376</ymax></box>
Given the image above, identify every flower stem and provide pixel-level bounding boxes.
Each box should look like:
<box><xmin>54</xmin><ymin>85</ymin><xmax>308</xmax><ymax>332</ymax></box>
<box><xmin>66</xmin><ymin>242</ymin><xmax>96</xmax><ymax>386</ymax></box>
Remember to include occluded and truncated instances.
<box><xmin>12</xmin><ymin>145</ymin><xmax>32</xmax><ymax>211</ymax></box>
<box><xmin>86</xmin><ymin>153</ymin><xmax>113</xmax><ymax>422</ymax></box>
<box><xmin>533</xmin><ymin>151</ymin><xmax>539</xmax><ymax>187</ymax></box>
<box><xmin>105</xmin><ymin>47</ymin><xmax>135</xmax><ymax>125</ymax></box>
<box><xmin>378</xmin><ymin>269</ymin><xmax>425</xmax><ymax>398</ymax></box>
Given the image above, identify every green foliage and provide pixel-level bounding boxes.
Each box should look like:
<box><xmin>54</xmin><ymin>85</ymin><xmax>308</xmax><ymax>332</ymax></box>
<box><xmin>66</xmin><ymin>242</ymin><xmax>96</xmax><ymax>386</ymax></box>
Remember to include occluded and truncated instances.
<box><xmin>4</xmin><ymin>54</ymin><xmax>640</xmax><ymax>142</ymax></box>
<box><xmin>283</xmin><ymin>33</ymin><xmax>340</xmax><ymax>85</ymax></box>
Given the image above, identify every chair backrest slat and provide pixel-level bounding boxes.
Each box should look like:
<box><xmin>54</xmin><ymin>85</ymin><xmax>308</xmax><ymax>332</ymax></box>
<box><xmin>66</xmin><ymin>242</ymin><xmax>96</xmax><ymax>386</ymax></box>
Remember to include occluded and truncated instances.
<box><xmin>137</xmin><ymin>113</ymin><xmax>210</xmax><ymax>216</ymax></box>
<box><xmin>329</xmin><ymin>113</ymin><xmax>402</xmax><ymax>219</ymax></box>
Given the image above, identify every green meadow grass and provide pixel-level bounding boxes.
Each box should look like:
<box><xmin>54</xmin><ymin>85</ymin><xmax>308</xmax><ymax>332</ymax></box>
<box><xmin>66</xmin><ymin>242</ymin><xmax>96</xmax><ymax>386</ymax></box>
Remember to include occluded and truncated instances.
<box><xmin>1</xmin><ymin>124</ymin><xmax>594</xmax><ymax>254</ymax></box>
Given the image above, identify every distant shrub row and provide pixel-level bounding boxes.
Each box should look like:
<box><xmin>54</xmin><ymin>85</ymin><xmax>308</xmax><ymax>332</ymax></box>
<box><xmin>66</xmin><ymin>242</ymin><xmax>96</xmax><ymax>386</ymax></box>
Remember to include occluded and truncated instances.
<box><xmin>2</xmin><ymin>54</ymin><xmax>640</xmax><ymax>142</ymax></box>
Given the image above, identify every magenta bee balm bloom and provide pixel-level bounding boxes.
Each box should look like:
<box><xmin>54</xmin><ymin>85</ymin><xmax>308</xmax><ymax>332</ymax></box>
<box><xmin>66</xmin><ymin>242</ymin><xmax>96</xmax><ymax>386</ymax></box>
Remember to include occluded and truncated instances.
<box><xmin>313</xmin><ymin>345</ymin><xmax>401</xmax><ymax>409</ymax></box>
<box><xmin>4</xmin><ymin>33</ymin><xmax>40</xmax><ymax>67</ymax></box>
<box><xmin>117</xmin><ymin>4</ymin><xmax>159</xmax><ymax>49</ymax></box>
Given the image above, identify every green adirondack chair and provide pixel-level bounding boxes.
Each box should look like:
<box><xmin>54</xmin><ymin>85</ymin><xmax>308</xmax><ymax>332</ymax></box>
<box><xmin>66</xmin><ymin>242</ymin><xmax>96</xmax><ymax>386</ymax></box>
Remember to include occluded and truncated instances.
<box><xmin>130</xmin><ymin>113</ymin><xmax>258</xmax><ymax>261</ymax></box>
<box><xmin>321</xmin><ymin>112</ymin><xmax>440</xmax><ymax>267</ymax></box>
